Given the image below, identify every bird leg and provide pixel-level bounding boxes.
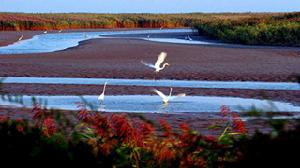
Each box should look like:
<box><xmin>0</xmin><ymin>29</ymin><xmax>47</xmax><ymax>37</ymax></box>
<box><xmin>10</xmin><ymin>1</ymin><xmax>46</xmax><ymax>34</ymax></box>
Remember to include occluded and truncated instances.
<box><xmin>153</xmin><ymin>72</ymin><xmax>157</xmax><ymax>80</ymax></box>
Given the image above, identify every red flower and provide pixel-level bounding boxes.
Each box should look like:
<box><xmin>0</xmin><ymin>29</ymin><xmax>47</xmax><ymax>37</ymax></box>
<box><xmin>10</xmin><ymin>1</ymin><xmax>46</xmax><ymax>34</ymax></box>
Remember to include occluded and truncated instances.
<box><xmin>157</xmin><ymin>146</ymin><xmax>175</xmax><ymax>161</ymax></box>
<box><xmin>99</xmin><ymin>139</ymin><xmax>117</xmax><ymax>155</ymax></box>
<box><xmin>92</xmin><ymin>114</ymin><xmax>112</xmax><ymax>137</ymax></box>
<box><xmin>139</xmin><ymin>122</ymin><xmax>155</xmax><ymax>137</ymax></box>
<box><xmin>32</xmin><ymin>103</ymin><xmax>45</xmax><ymax>122</ymax></box>
<box><xmin>159</xmin><ymin>119</ymin><xmax>173</xmax><ymax>137</ymax></box>
<box><xmin>179</xmin><ymin>123</ymin><xmax>190</xmax><ymax>132</ymax></box>
<box><xmin>16</xmin><ymin>125</ymin><xmax>24</xmax><ymax>134</ymax></box>
<box><xmin>111</xmin><ymin>114</ymin><xmax>141</xmax><ymax>144</ymax></box>
<box><xmin>205</xmin><ymin>135</ymin><xmax>216</xmax><ymax>142</ymax></box>
<box><xmin>231</xmin><ymin>112</ymin><xmax>247</xmax><ymax>134</ymax></box>
<box><xmin>43</xmin><ymin>117</ymin><xmax>57</xmax><ymax>137</ymax></box>
<box><xmin>16</xmin><ymin>118</ymin><xmax>24</xmax><ymax>123</ymax></box>
<box><xmin>0</xmin><ymin>115</ymin><xmax>8</xmax><ymax>122</ymax></box>
<box><xmin>76</xmin><ymin>102</ymin><xmax>95</xmax><ymax>122</ymax></box>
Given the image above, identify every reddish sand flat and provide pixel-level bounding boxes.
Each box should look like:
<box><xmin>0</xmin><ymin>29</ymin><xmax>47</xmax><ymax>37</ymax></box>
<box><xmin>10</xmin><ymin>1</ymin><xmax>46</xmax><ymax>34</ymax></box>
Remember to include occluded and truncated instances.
<box><xmin>1</xmin><ymin>84</ymin><xmax>300</xmax><ymax>105</ymax></box>
<box><xmin>0</xmin><ymin>30</ymin><xmax>300</xmax><ymax>82</ymax></box>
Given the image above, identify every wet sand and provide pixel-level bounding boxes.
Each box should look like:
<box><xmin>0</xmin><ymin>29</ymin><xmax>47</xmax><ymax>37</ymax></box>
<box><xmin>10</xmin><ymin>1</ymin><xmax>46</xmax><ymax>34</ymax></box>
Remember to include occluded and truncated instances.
<box><xmin>0</xmin><ymin>29</ymin><xmax>300</xmax><ymax>82</ymax></box>
<box><xmin>1</xmin><ymin>84</ymin><xmax>300</xmax><ymax>105</ymax></box>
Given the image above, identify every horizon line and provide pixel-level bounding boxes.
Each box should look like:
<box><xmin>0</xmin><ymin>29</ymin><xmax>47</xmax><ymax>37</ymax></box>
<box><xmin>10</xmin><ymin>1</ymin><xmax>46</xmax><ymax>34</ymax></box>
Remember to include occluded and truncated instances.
<box><xmin>1</xmin><ymin>11</ymin><xmax>299</xmax><ymax>14</ymax></box>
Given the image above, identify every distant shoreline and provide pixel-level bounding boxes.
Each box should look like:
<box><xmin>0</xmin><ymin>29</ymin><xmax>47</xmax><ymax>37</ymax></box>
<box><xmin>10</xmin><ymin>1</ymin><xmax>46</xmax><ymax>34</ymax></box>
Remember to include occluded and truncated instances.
<box><xmin>1</xmin><ymin>12</ymin><xmax>299</xmax><ymax>46</ymax></box>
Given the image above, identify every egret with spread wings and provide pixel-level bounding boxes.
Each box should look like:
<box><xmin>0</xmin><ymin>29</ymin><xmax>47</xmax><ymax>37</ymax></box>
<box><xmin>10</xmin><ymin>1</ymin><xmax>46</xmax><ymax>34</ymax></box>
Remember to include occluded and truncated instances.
<box><xmin>152</xmin><ymin>88</ymin><xmax>186</xmax><ymax>104</ymax></box>
<box><xmin>141</xmin><ymin>52</ymin><xmax>170</xmax><ymax>72</ymax></box>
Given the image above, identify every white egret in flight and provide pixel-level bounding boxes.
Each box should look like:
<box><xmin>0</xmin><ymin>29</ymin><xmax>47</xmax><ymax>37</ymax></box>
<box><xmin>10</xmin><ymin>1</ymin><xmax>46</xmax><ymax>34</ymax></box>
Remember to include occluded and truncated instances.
<box><xmin>152</xmin><ymin>88</ymin><xmax>186</xmax><ymax>104</ymax></box>
<box><xmin>18</xmin><ymin>35</ymin><xmax>24</xmax><ymax>41</ymax></box>
<box><xmin>98</xmin><ymin>82</ymin><xmax>108</xmax><ymax>103</ymax></box>
<box><xmin>141</xmin><ymin>52</ymin><xmax>170</xmax><ymax>72</ymax></box>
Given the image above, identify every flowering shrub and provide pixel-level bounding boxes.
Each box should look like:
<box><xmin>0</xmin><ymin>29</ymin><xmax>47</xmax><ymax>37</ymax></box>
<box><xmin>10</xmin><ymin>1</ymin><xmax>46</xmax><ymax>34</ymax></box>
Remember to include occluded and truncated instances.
<box><xmin>0</xmin><ymin>103</ymin><xmax>299</xmax><ymax>167</ymax></box>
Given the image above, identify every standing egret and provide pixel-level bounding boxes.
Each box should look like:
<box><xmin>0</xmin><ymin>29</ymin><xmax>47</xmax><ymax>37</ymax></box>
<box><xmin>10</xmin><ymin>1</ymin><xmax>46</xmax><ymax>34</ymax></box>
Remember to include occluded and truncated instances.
<box><xmin>18</xmin><ymin>35</ymin><xmax>24</xmax><ymax>41</ymax></box>
<box><xmin>187</xmin><ymin>35</ymin><xmax>192</xmax><ymax>41</ymax></box>
<box><xmin>58</xmin><ymin>29</ymin><xmax>63</xmax><ymax>33</ymax></box>
<box><xmin>141</xmin><ymin>52</ymin><xmax>170</xmax><ymax>73</ymax></box>
<box><xmin>147</xmin><ymin>34</ymin><xmax>150</xmax><ymax>39</ymax></box>
<box><xmin>98</xmin><ymin>82</ymin><xmax>108</xmax><ymax>103</ymax></box>
<box><xmin>152</xmin><ymin>88</ymin><xmax>186</xmax><ymax>104</ymax></box>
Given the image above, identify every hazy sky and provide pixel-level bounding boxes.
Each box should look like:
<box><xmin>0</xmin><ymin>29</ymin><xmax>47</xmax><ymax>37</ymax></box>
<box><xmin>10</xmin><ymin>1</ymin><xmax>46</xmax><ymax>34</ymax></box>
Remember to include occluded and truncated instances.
<box><xmin>1</xmin><ymin>0</ymin><xmax>300</xmax><ymax>13</ymax></box>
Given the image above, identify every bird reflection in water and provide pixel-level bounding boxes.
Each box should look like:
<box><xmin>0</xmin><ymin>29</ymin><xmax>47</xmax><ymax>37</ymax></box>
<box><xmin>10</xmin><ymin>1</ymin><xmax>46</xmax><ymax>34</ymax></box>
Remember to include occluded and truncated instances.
<box><xmin>157</xmin><ymin>103</ymin><xmax>169</xmax><ymax>113</ymax></box>
<box><xmin>98</xmin><ymin>104</ymin><xmax>106</xmax><ymax>112</ymax></box>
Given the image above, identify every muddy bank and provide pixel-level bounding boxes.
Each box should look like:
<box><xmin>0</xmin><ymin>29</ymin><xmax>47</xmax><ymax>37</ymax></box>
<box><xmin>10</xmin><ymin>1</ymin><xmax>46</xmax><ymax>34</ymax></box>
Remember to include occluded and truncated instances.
<box><xmin>1</xmin><ymin>84</ymin><xmax>300</xmax><ymax>105</ymax></box>
<box><xmin>0</xmin><ymin>36</ymin><xmax>300</xmax><ymax>81</ymax></box>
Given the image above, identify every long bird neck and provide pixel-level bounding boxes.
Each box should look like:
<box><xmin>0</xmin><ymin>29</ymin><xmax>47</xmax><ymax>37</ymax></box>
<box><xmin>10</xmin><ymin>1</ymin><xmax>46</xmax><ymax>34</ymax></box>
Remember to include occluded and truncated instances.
<box><xmin>169</xmin><ymin>88</ymin><xmax>173</xmax><ymax>97</ymax></box>
<box><xmin>161</xmin><ymin>63</ymin><xmax>168</xmax><ymax>70</ymax></box>
<box><xmin>102</xmin><ymin>83</ymin><xmax>107</xmax><ymax>94</ymax></box>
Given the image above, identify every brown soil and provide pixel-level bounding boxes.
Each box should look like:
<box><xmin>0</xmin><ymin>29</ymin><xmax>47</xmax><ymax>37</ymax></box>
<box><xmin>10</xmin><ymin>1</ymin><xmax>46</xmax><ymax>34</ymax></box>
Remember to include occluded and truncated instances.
<box><xmin>0</xmin><ymin>30</ymin><xmax>300</xmax><ymax>82</ymax></box>
<box><xmin>1</xmin><ymin>84</ymin><xmax>300</xmax><ymax>105</ymax></box>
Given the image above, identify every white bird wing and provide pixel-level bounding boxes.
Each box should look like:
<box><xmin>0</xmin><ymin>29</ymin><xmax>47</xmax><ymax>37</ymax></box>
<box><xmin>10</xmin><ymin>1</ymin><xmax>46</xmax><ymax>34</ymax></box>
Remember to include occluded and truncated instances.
<box><xmin>154</xmin><ymin>52</ymin><xmax>167</xmax><ymax>68</ymax></box>
<box><xmin>170</xmin><ymin>93</ymin><xmax>186</xmax><ymax>100</ymax></box>
<box><xmin>176</xmin><ymin>93</ymin><xmax>186</xmax><ymax>97</ymax></box>
<box><xmin>141</xmin><ymin>60</ymin><xmax>156</xmax><ymax>68</ymax></box>
<box><xmin>98</xmin><ymin>93</ymin><xmax>104</xmax><ymax>100</ymax></box>
<box><xmin>152</xmin><ymin>89</ymin><xmax>168</xmax><ymax>100</ymax></box>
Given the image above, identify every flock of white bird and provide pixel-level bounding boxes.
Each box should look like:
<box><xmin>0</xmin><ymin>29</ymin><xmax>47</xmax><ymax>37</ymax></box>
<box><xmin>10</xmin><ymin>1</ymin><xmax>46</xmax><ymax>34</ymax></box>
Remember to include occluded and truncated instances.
<box><xmin>18</xmin><ymin>29</ymin><xmax>63</xmax><ymax>42</ymax></box>
<box><xmin>17</xmin><ymin>29</ymin><xmax>191</xmax><ymax>105</ymax></box>
<box><xmin>98</xmin><ymin>51</ymin><xmax>186</xmax><ymax>105</ymax></box>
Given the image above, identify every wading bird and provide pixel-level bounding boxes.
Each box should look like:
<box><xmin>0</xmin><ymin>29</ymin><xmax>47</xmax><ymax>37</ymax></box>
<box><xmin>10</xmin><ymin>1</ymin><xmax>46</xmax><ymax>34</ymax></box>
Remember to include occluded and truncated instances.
<box><xmin>18</xmin><ymin>35</ymin><xmax>24</xmax><ymax>41</ymax></box>
<box><xmin>147</xmin><ymin>34</ymin><xmax>150</xmax><ymax>39</ymax></box>
<box><xmin>58</xmin><ymin>29</ymin><xmax>63</xmax><ymax>33</ymax></box>
<box><xmin>43</xmin><ymin>31</ymin><xmax>48</xmax><ymax>34</ymax></box>
<box><xmin>98</xmin><ymin>82</ymin><xmax>108</xmax><ymax>103</ymax></box>
<box><xmin>141</xmin><ymin>52</ymin><xmax>170</xmax><ymax>73</ymax></box>
<box><xmin>152</xmin><ymin>88</ymin><xmax>186</xmax><ymax>104</ymax></box>
<box><xmin>187</xmin><ymin>35</ymin><xmax>192</xmax><ymax>41</ymax></box>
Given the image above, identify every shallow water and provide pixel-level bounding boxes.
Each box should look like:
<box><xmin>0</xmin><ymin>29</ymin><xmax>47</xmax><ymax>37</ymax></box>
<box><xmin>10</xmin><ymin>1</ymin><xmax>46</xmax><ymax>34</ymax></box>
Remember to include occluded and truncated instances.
<box><xmin>2</xmin><ymin>77</ymin><xmax>300</xmax><ymax>91</ymax></box>
<box><xmin>144</xmin><ymin>37</ymin><xmax>219</xmax><ymax>45</ymax></box>
<box><xmin>0</xmin><ymin>28</ymin><xmax>205</xmax><ymax>54</ymax></box>
<box><xmin>1</xmin><ymin>95</ymin><xmax>299</xmax><ymax>113</ymax></box>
